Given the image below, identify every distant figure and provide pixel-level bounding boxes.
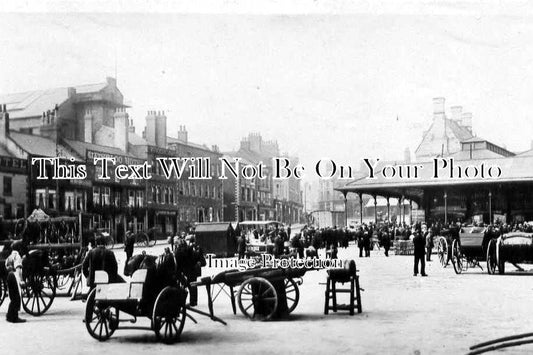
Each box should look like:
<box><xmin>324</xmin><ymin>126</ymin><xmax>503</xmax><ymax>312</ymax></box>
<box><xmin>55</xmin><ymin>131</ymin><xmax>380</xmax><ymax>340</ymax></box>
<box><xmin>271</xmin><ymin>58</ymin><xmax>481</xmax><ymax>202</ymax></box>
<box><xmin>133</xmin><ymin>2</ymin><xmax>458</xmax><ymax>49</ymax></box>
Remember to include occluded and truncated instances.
<box><xmin>237</xmin><ymin>232</ymin><xmax>247</xmax><ymax>259</ymax></box>
<box><xmin>413</xmin><ymin>230</ymin><xmax>427</xmax><ymax>276</ymax></box>
<box><xmin>381</xmin><ymin>231</ymin><xmax>391</xmax><ymax>257</ymax></box>
<box><xmin>425</xmin><ymin>230</ymin><xmax>434</xmax><ymax>261</ymax></box>
<box><xmin>124</xmin><ymin>230</ymin><xmax>136</xmax><ymax>264</ymax></box>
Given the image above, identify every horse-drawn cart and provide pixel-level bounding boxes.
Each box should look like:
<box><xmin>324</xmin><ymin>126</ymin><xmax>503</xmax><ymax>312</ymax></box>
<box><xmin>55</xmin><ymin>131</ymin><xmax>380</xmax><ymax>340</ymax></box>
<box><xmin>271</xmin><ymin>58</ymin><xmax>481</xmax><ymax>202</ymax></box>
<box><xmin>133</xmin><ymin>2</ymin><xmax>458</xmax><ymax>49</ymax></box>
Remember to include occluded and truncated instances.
<box><xmin>450</xmin><ymin>226</ymin><xmax>488</xmax><ymax>274</ymax></box>
<box><xmin>85</xmin><ymin>253</ymin><xmax>226</xmax><ymax>344</ymax></box>
<box><xmin>486</xmin><ymin>231</ymin><xmax>533</xmax><ymax>275</ymax></box>
<box><xmin>193</xmin><ymin>266</ymin><xmax>307</xmax><ymax>321</ymax></box>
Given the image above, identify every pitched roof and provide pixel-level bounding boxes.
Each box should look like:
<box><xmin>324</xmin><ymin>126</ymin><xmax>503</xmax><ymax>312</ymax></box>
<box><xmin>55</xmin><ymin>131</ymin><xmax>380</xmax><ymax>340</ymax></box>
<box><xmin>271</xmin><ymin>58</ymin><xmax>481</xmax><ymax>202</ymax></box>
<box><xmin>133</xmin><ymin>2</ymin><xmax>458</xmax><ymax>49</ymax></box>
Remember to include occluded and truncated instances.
<box><xmin>63</xmin><ymin>138</ymin><xmax>137</xmax><ymax>159</ymax></box>
<box><xmin>415</xmin><ymin>118</ymin><xmax>474</xmax><ymax>157</ymax></box>
<box><xmin>128</xmin><ymin>132</ymin><xmax>147</xmax><ymax>146</ymax></box>
<box><xmin>0</xmin><ymin>144</ymin><xmax>13</xmax><ymax>156</ymax></box>
<box><xmin>337</xmin><ymin>155</ymin><xmax>533</xmax><ymax>197</ymax></box>
<box><xmin>167</xmin><ymin>136</ymin><xmax>216</xmax><ymax>153</ymax></box>
<box><xmin>0</xmin><ymin>82</ymin><xmax>108</xmax><ymax>119</ymax></box>
<box><xmin>9</xmin><ymin>132</ymin><xmax>80</xmax><ymax>159</ymax></box>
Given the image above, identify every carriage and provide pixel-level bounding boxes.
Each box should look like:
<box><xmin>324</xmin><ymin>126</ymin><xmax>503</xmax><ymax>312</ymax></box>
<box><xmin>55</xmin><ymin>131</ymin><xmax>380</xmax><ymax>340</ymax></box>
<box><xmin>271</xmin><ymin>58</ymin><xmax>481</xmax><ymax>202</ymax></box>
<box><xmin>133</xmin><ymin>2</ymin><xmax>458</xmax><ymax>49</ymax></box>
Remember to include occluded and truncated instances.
<box><xmin>436</xmin><ymin>227</ymin><xmax>461</xmax><ymax>267</ymax></box>
<box><xmin>0</xmin><ymin>212</ymin><xmax>88</xmax><ymax>315</ymax></box>
<box><xmin>193</xmin><ymin>266</ymin><xmax>307</xmax><ymax>321</ymax></box>
<box><xmin>84</xmin><ymin>253</ymin><xmax>225</xmax><ymax>344</ymax></box>
<box><xmin>485</xmin><ymin>231</ymin><xmax>533</xmax><ymax>275</ymax></box>
<box><xmin>450</xmin><ymin>226</ymin><xmax>488</xmax><ymax>274</ymax></box>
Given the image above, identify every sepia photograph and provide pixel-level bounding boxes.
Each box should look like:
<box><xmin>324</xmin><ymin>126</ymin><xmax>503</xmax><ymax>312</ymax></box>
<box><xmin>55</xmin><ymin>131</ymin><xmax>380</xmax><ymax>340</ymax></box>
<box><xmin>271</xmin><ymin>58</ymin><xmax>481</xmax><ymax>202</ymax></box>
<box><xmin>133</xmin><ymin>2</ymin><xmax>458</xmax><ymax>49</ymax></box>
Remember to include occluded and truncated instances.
<box><xmin>2</xmin><ymin>1</ymin><xmax>533</xmax><ymax>354</ymax></box>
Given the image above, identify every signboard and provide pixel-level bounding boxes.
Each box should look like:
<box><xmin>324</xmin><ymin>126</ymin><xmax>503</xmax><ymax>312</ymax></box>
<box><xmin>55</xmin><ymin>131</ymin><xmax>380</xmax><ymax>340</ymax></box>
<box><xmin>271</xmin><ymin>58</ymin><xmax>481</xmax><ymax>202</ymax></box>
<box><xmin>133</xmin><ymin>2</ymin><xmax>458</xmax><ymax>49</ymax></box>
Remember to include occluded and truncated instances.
<box><xmin>86</xmin><ymin>150</ymin><xmax>144</xmax><ymax>166</ymax></box>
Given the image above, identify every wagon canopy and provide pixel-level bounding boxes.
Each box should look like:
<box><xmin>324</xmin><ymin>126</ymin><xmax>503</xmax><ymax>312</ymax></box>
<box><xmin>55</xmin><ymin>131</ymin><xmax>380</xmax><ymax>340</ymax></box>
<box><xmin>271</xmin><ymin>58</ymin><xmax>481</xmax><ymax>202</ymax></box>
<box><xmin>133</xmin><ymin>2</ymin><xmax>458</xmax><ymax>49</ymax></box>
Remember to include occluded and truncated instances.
<box><xmin>27</xmin><ymin>209</ymin><xmax>50</xmax><ymax>222</ymax></box>
<box><xmin>195</xmin><ymin>222</ymin><xmax>237</xmax><ymax>257</ymax></box>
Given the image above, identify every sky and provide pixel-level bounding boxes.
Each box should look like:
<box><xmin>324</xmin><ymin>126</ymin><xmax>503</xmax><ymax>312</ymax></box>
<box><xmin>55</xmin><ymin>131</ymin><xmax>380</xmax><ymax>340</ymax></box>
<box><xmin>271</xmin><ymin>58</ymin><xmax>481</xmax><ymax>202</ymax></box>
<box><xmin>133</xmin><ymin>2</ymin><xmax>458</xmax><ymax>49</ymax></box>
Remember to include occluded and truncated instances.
<box><xmin>2</xmin><ymin>1</ymin><xmax>533</xmax><ymax>185</ymax></box>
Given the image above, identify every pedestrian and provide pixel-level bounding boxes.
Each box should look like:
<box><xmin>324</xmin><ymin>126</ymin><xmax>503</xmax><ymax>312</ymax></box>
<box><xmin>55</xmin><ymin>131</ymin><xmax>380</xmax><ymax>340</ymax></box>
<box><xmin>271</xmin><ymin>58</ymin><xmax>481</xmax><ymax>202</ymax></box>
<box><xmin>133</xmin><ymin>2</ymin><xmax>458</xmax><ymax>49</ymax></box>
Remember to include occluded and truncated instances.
<box><xmin>237</xmin><ymin>231</ymin><xmax>247</xmax><ymax>260</ymax></box>
<box><xmin>176</xmin><ymin>236</ymin><xmax>206</xmax><ymax>307</ymax></box>
<box><xmin>363</xmin><ymin>230</ymin><xmax>371</xmax><ymax>257</ymax></box>
<box><xmin>413</xmin><ymin>229</ymin><xmax>427</xmax><ymax>276</ymax></box>
<box><xmin>381</xmin><ymin>231</ymin><xmax>391</xmax><ymax>257</ymax></box>
<box><xmin>124</xmin><ymin>230</ymin><xmax>136</xmax><ymax>264</ymax></box>
<box><xmin>4</xmin><ymin>242</ymin><xmax>25</xmax><ymax>323</ymax></box>
<box><xmin>425</xmin><ymin>229</ymin><xmax>434</xmax><ymax>261</ymax></box>
<box><xmin>82</xmin><ymin>234</ymin><xmax>125</xmax><ymax>291</ymax></box>
<box><xmin>357</xmin><ymin>227</ymin><xmax>364</xmax><ymax>258</ymax></box>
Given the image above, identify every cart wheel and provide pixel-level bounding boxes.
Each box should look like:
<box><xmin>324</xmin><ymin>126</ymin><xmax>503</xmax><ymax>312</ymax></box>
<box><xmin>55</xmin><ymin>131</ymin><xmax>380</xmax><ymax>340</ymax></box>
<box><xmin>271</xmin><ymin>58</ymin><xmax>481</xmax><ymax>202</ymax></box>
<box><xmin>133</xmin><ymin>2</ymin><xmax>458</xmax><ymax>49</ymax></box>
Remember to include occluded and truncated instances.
<box><xmin>238</xmin><ymin>277</ymin><xmax>278</xmax><ymax>321</ymax></box>
<box><xmin>85</xmin><ymin>289</ymin><xmax>119</xmax><ymax>341</ymax></box>
<box><xmin>451</xmin><ymin>240</ymin><xmax>463</xmax><ymax>274</ymax></box>
<box><xmin>486</xmin><ymin>239</ymin><xmax>497</xmax><ymax>275</ymax></box>
<box><xmin>285</xmin><ymin>278</ymin><xmax>300</xmax><ymax>314</ymax></box>
<box><xmin>498</xmin><ymin>257</ymin><xmax>505</xmax><ymax>275</ymax></box>
<box><xmin>21</xmin><ymin>273</ymin><xmax>56</xmax><ymax>316</ymax></box>
<box><xmin>0</xmin><ymin>277</ymin><xmax>6</xmax><ymax>307</ymax></box>
<box><xmin>437</xmin><ymin>237</ymin><xmax>448</xmax><ymax>267</ymax></box>
<box><xmin>153</xmin><ymin>286</ymin><xmax>187</xmax><ymax>344</ymax></box>
<box><xmin>135</xmin><ymin>233</ymin><xmax>150</xmax><ymax>248</ymax></box>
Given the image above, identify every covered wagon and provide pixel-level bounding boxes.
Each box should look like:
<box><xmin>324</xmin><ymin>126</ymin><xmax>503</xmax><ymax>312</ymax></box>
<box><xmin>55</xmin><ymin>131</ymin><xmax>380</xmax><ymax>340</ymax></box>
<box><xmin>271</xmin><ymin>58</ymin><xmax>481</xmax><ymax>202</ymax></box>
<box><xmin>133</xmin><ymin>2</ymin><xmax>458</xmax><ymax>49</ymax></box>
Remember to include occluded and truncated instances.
<box><xmin>194</xmin><ymin>222</ymin><xmax>237</xmax><ymax>257</ymax></box>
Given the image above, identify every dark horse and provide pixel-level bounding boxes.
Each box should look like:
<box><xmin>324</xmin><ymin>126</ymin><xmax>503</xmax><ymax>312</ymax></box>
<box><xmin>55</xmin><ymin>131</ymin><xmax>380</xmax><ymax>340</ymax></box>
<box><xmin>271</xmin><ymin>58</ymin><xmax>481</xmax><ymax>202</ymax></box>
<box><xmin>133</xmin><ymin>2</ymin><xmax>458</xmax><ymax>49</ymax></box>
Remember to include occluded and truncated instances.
<box><xmin>124</xmin><ymin>249</ymin><xmax>185</xmax><ymax>315</ymax></box>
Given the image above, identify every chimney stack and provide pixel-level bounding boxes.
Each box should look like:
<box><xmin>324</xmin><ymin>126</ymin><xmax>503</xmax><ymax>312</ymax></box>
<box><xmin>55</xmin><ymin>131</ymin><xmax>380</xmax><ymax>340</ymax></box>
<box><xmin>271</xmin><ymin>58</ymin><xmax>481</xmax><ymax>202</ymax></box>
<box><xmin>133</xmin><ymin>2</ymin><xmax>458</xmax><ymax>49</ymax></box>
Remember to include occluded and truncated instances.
<box><xmin>450</xmin><ymin>106</ymin><xmax>463</xmax><ymax>123</ymax></box>
<box><xmin>433</xmin><ymin>97</ymin><xmax>445</xmax><ymax>116</ymax></box>
<box><xmin>128</xmin><ymin>118</ymin><xmax>135</xmax><ymax>133</ymax></box>
<box><xmin>155</xmin><ymin>111</ymin><xmax>167</xmax><ymax>148</ymax></box>
<box><xmin>461</xmin><ymin>112</ymin><xmax>473</xmax><ymax>133</ymax></box>
<box><xmin>114</xmin><ymin>107</ymin><xmax>129</xmax><ymax>152</ymax></box>
<box><xmin>84</xmin><ymin>109</ymin><xmax>93</xmax><ymax>143</ymax></box>
<box><xmin>177</xmin><ymin>125</ymin><xmax>188</xmax><ymax>144</ymax></box>
<box><xmin>145</xmin><ymin>110</ymin><xmax>157</xmax><ymax>145</ymax></box>
<box><xmin>0</xmin><ymin>104</ymin><xmax>9</xmax><ymax>143</ymax></box>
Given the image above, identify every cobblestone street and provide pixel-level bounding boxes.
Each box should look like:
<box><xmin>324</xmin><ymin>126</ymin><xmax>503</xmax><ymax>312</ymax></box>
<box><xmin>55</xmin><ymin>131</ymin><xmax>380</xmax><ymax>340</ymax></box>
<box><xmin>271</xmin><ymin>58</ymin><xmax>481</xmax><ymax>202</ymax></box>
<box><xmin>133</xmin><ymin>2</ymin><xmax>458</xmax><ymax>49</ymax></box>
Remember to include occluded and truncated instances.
<box><xmin>2</xmin><ymin>244</ymin><xmax>533</xmax><ymax>354</ymax></box>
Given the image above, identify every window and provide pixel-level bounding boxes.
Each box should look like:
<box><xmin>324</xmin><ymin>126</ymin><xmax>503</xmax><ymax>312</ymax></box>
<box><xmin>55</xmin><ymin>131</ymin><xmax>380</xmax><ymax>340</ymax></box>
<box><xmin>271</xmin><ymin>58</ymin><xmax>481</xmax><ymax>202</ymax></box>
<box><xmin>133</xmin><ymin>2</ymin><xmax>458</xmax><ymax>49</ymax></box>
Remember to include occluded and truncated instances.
<box><xmin>93</xmin><ymin>187</ymin><xmax>100</xmax><ymax>206</ymax></box>
<box><xmin>16</xmin><ymin>204</ymin><xmax>24</xmax><ymax>219</ymax></box>
<box><xmin>48</xmin><ymin>189</ymin><xmax>56</xmax><ymax>209</ymax></box>
<box><xmin>114</xmin><ymin>191</ymin><xmax>121</xmax><ymax>207</ymax></box>
<box><xmin>165</xmin><ymin>187</ymin><xmax>170</xmax><ymax>204</ymax></box>
<box><xmin>36</xmin><ymin>188</ymin><xmax>46</xmax><ymax>208</ymax></box>
<box><xmin>102</xmin><ymin>187</ymin><xmax>110</xmax><ymax>206</ymax></box>
<box><xmin>65</xmin><ymin>191</ymin><xmax>74</xmax><ymax>211</ymax></box>
<box><xmin>3</xmin><ymin>176</ymin><xmax>12</xmax><ymax>196</ymax></box>
<box><xmin>4</xmin><ymin>203</ymin><xmax>12</xmax><ymax>219</ymax></box>
<box><xmin>76</xmin><ymin>191</ymin><xmax>85</xmax><ymax>211</ymax></box>
<box><xmin>169</xmin><ymin>188</ymin><xmax>174</xmax><ymax>204</ymax></box>
<box><xmin>128</xmin><ymin>190</ymin><xmax>135</xmax><ymax>207</ymax></box>
<box><xmin>151</xmin><ymin>186</ymin><xmax>156</xmax><ymax>203</ymax></box>
<box><xmin>136</xmin><ymin>191</ymin><xmax>144</xmax><ymax>207</ymax></box>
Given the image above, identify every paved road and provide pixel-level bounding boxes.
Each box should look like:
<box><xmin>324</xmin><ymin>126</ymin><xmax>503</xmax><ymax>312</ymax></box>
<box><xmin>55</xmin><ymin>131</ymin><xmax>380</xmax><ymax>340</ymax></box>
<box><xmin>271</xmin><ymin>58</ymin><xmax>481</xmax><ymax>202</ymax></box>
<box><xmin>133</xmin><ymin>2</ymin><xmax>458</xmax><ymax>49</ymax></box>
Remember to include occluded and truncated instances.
<box><xmin>3</xmin><ymin>244</ymin><xmax>533</xmax><ymax>354</ymax></box>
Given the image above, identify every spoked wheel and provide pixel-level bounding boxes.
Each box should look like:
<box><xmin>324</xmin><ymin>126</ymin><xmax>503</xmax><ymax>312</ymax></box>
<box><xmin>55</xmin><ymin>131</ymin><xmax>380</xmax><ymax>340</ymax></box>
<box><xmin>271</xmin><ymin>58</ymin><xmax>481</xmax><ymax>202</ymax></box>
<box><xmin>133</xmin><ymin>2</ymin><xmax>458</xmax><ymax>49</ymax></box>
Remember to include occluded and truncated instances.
<box><xmin>285</xmin><ymin>278</ymin><xmax>300</xmax><ymax>314</ymax></box>
<box><xmin>21</xmin><ymin>273</ymin><xmax>56</xmax><ymax>316</ymax></box>
<box><xmin>135</xmin><ymin>233</ymin><xmax>150</xmax><ymax>248</ymax></box>
<box><xmin>451</xmin><ymin>239</ymin><xmax>463</xmax><ymax>274</ymax></box>
<box><xmin>85</xmin><ymin>289</ymin><xmax>119</xmax><ymax>341</ymax></box>
<box><xmin>0</xmin><ymin>277</ymin><xmax>6</xmax><ymax>307</ymax></box>
<box><xmin>237</xmin><ymin>277</ymin><xmax>278</xmax><ymax>321</ymax></box>
<box><xmin>486</xmin><ymin>239</ymin><xmax>497</xmax><ymax>275</ymax></box>
<box><xmin>152</xmin><ymin>286</ymin><xmax>187</xmax><ymax>344</ymax></box>
<box><xmin>437</xmin><ymin>237</ymin><xmax>449</xmax><ymax>267</ymax></box>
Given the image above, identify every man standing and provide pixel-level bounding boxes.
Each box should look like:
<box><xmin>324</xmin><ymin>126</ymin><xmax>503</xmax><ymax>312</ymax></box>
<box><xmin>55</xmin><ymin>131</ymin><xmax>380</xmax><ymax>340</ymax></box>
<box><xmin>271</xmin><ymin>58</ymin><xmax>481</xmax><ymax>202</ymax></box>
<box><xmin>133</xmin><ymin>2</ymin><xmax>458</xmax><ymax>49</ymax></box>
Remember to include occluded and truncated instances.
<box><xmin>82</xmin><ymin>235</ymin><xmax>124</xmax><ymax>290</ymax></box>
<box><xmin>237</xmin><ymin>231</ymin><xmax>247</xmax><ymax>260</ymax></box>
<box><xmin>4</xmin><ymin>242</ymin><xmax>25</xmax><ymax>323</ymax></box>
<box><xmin>381</xmin><ymin>230</ymin><xmax>391</xmax><ymax>257</ymax></box>
<box><xmin>124</xmin><ymin>230</ymin><xmax>136</xmax><ymax>264</ymax></box>
<box><xmin>425</xmin><ymin>229</ymin><xmax>434</xmax><ymax>261</ymax></box>
<box><xmin>413</xmin><ymin>229</ymin><xmax>427</xmax><ymax>276</ymax></box>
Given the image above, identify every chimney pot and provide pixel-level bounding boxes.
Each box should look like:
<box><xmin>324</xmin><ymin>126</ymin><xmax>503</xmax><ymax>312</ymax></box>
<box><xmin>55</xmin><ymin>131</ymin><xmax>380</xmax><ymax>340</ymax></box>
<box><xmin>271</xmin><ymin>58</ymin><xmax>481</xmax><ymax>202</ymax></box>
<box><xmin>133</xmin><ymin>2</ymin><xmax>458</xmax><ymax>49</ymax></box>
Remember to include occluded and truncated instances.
<box><xmin>433</xmin><ymin>97</ymin><xmax>445</xmax><ymax>115</ymax></box>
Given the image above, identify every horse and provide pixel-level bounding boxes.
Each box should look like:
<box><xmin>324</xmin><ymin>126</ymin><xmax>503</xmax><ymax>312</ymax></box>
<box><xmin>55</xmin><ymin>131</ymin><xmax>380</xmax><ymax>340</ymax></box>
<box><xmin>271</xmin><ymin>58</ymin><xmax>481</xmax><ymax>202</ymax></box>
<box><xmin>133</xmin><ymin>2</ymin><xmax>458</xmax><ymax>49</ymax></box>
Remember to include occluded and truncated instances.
<box><xmin>124</xmin><ymin>249</ymin><xmax>184</xmax><ymax>315</ymax></box>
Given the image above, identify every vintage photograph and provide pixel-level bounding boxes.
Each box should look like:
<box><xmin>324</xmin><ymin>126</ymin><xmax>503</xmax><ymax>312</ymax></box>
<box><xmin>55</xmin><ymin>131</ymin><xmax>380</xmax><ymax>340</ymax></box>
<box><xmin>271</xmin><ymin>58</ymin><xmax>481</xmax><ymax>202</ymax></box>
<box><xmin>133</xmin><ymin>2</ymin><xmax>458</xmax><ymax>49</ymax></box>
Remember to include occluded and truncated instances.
<box><xmin>1</xmin><ymin>1</ymin><xmax>533</xmax><ymax>354</ymax></box>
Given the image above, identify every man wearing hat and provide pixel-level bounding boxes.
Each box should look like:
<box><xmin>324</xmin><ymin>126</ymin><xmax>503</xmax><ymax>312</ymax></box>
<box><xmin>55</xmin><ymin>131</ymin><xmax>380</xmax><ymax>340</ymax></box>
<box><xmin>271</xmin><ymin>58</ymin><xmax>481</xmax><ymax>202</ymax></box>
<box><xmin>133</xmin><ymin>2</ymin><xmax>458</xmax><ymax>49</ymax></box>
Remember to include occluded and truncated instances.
<box><xmin>82</xmin><ymin>234</ymin><xmax>124</xmax><ymax>290</ymax></box>
<box><xmin>4</xmin><ymin>241</ymin><xmax>25</xmax><ymax>323</ymax></box>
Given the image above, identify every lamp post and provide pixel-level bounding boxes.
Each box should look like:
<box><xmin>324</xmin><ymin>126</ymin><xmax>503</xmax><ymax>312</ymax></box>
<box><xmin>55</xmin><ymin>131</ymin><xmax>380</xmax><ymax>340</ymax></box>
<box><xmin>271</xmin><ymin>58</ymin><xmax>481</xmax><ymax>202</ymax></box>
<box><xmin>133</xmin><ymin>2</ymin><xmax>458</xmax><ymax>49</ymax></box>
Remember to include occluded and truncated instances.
<box><xmin>444</xmin><ymin>192</ymin><xmax>448</xmax><ymax>225</ymax></box>
<box><xmin>488</xmin><ymin>191</ymin><xmax>492</xmax><ymax>224</ymax></box>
